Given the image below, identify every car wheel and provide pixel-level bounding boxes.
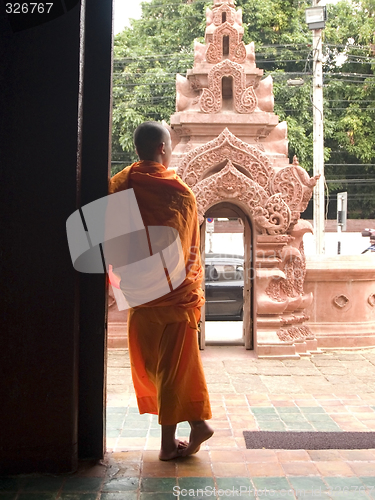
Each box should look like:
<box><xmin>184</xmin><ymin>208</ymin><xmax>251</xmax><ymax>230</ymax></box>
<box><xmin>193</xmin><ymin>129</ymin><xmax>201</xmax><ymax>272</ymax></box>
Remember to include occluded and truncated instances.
<box><xmin>240</xmin><ymin>308</ymin><xmax>243</xmax><ymax>321</ymax></box>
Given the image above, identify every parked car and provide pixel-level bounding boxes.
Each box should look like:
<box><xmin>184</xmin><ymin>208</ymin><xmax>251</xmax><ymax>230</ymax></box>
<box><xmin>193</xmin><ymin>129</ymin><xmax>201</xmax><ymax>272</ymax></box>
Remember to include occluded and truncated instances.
<box><xmin>204</xmin><ymin>253</ymin><xmax>244</xmax><ymax>320</ymax></box>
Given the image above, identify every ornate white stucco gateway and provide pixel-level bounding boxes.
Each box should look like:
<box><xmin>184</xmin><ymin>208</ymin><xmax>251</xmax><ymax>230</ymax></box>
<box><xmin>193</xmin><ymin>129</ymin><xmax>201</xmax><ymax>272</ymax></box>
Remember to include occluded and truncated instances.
<box><xmin>168</xmin><ymin>0</ymin><xmax>321</xmax><ymax>357</ymax></box>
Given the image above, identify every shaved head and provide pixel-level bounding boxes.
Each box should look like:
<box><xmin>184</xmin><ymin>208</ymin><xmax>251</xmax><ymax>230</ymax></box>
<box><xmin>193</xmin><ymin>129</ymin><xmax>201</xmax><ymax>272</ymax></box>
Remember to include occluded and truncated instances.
<box><xmin>133</xmin><ymin>121</ymin><xmax>170</xmax><ymax>161</ymax></box>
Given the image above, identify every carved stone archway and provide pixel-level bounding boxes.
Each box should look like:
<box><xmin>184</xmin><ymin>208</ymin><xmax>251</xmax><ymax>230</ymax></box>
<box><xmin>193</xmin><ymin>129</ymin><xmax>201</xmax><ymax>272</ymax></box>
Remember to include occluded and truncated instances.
<box><xmin>177</xmin><ymin>136</ymin><xmax>318</xmax><ymax>356</ymax></box>
<box><xmin>168</xmin><ymin>0</ymin><xmax>320</xmax><ymax>357</ymax></box>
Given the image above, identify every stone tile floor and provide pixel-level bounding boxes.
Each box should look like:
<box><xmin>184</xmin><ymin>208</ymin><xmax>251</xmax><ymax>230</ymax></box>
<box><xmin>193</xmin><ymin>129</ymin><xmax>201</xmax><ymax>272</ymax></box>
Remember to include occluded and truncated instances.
<box><xmin>2</xmin><ymin>346</ymin><xmax>375</xmax><ymax>499</ymax></box>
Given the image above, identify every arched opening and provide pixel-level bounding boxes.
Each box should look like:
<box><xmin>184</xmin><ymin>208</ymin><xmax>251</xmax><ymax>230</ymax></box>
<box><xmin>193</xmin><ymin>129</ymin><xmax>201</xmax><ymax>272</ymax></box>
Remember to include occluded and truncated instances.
<box><xmin>223</xmin><ymin>34</ymin><xmax>230</xmax><ymax>56</ymax></box>
<box><xmin>222</xmin><ymin>12</ymin><xmax>227</xmax><ymax>23</ymax></box>
<box><xmin>199</xmin><ymin>202</ymin><xmax>255</xmax><ymax>350</ymax></box>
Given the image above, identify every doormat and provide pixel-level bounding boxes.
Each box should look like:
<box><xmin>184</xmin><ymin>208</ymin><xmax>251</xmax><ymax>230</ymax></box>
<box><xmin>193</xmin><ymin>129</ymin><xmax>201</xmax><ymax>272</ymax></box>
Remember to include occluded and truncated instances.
<box><xmin>243</xmin><ymin>431</ymin><xmax>375</xmax><ymax>450</ymax></box>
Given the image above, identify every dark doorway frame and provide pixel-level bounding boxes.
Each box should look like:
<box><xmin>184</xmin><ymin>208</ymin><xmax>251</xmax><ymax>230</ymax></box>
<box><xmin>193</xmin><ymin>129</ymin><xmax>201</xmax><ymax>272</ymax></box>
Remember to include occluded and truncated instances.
<box><xmin>77</xmin><ymin>0</ymin><xmax>113</xmax><ymax>462</ymax></box>
<box><xmin>0</xmin><ymin>0</ymin><xmax>113</xmax><ymax>473</ymax></box>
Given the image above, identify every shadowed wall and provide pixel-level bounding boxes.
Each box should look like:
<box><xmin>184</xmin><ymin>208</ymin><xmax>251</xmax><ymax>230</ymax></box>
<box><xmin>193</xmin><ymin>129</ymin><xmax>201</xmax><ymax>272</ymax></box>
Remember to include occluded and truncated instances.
<box><xmin>0</xmin><ymin>0</ymin><xmax>112</xmax><ymax>473</ymax></box>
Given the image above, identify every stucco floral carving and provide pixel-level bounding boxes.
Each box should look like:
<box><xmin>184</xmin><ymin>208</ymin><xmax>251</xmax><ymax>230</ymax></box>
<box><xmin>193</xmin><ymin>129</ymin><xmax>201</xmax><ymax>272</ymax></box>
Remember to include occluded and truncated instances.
<box><xmin>200</xmin><ymin>60</ymin><xmax>257</xmax><ymax>114</ymax></box>
<box><xmin>206</xmin><ymin>23</ymin><xmax>246</xmax><ymax>64</ymax></box>
<box><xmin>266</xmin><ymin>279</ymin><xmax>286</xmax><ymax>303</ymax></box>
<box><xmin>277</xmin><ymin>325</ymin><xmax>312</xmax><ymax>342</ymax></box>
<box><xmin>281</xmin><ymin>258</ymin><xmax>304</xmax><ymax>298</ymax></box>
<box><xmin>271</xmin><ymin>167</ymin><xmax>304</xmax><ymax>210</ymax></box>
<box><xmin>271</xmin><ymin>160</ymin><xmax>319</xmax><ymax>214</ymax></box>
<box><xmin>178</xmin><ymin>128</ymin><xmax>272</xmax><ymax>190</ymax></box>
<box><xmin>194</xmin><ymin>160</ymin><xmax>267</xmax><ymax>216</ymax></box>
<box><xmin>212</xmin><ymin>4</ymin><xmax>236</xmax><ymax>26</ymax></box>
<box><xmin>261</xmin><ymin>194</ymin><xmax>291</xmax><ymax>235</ymax></box>
<box><xmin>178</xmin><ymin>130</ymin><xmax>316</xmax><ymax>224</ymax></box>
<box><xmin>193</xmin><ymin>161</ymin><xmax>290</xmax><ymax>235</ymax></box>
<box><xmin>298</xmin><ymin>240</ymin><xmax>307</xmax><ymax>284</ymax></box>
<box><xmin>266</xmin><ymin>244</ymin><xmax>306</xmax><ymax>303</ymax></box>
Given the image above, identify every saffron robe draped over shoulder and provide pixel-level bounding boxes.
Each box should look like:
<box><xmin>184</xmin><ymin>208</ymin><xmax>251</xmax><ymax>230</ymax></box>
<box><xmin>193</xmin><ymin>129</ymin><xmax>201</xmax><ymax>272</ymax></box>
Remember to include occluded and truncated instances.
<box><xmin>109</xmin><ymin>161</ymin><xmax>212</xmax><ymax>424</ymax></box>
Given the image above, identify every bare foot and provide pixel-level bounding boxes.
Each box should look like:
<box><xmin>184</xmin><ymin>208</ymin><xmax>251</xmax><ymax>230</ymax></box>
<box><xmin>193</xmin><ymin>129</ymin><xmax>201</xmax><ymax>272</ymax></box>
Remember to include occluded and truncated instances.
<box><xmin>159</xmin><ymin>439</ymin><xmax>185</xmax><ymax>461</ymax></box>
<box><xmin>181</xmin><ymin>421</ymin><xmax>214</xmax><ymax>457</ymax></box>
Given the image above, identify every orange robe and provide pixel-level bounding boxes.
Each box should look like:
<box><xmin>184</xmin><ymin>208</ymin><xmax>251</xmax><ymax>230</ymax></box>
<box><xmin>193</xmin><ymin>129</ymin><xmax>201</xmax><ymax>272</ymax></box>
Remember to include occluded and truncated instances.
<box><xmin>109</xmin><ymin>161</ymin><xmax>212</xmax><ymax>425</ymax></box>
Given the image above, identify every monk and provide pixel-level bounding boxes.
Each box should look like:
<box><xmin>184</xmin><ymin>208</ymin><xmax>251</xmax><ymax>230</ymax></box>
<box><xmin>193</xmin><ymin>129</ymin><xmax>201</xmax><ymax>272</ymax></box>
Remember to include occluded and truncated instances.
<box><xmin>109</xmin><ymin>121</ymin><xmax>213</xmax><ymax>460</ymax></box>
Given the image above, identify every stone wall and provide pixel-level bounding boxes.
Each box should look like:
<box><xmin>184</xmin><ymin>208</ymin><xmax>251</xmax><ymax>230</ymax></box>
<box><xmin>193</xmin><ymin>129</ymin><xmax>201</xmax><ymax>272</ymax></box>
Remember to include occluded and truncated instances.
<box><xmin>304</xmin><ymin>255</ymin><xmax>375</xmax><ymax>349</ymax></box>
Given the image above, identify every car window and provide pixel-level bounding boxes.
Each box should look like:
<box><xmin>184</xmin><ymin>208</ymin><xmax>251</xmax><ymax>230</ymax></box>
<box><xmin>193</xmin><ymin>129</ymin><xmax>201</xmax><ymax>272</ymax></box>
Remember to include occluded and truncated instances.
<box><xmin>216</xmin><ymin>264</ymin><xmax>236</xmax><ymax>281</ymax></box>
<box><xmin>205</xmin><ymin>264</ymin><xmax>218</xmax><ymax>281</ymax></box>
<box><xmin>205</xmin><ymin>263</ymin><xmax>243</xmax><ymax>281</ymax></box>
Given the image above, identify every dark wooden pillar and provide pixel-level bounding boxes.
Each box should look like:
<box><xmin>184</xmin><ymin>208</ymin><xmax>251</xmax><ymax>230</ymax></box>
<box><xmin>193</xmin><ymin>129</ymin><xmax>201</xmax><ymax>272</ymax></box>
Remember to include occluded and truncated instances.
<box><xmin>78</xmin><ymin>0</ymin><xmax>113</xmax><ymax>460</ymax></box>
<box><xmin>0</xmin><ymin>0</ymin><xmax>112</xmax><ymax>473</ymax></box>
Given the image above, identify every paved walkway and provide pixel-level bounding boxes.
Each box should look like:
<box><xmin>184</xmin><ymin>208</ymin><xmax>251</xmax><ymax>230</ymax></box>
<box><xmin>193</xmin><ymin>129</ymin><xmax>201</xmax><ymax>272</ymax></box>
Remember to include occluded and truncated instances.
<box><xmin>2</xmin><ymin>346</ymin><xmax>375</xmax><ymax>499</ymax></box>
<box><xmin>103</xmin><ymin>346</ymin><xmax>375</xmax><ymax>500</ymax></box>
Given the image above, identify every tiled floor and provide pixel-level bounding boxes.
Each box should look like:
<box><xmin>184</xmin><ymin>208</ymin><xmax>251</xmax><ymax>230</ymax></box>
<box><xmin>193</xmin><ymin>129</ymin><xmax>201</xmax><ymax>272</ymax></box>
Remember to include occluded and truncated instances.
<box><xmin>2</xmin><ymin>346</ymin><xmax>375</xmax><ymax>499</ymax></box>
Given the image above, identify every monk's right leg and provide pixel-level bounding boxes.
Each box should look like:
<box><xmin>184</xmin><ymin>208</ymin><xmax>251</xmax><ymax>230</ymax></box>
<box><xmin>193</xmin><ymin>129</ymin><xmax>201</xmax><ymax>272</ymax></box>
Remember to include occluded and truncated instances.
<box><xmin>180</xmin><ymin>420</ymin><xmax>214</xmax><ymax>457</ymax></box>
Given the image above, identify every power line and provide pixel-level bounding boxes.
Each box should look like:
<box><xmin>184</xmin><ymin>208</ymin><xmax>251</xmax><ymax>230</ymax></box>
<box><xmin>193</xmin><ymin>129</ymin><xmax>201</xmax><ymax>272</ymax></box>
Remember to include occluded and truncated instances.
<box><xmin>326</xmin><ymin>179</ymin><xmax>375</xmax><ymax>184</ymax></box>
<box><xmin>324</xmin><ymin>72</ymin><xmax>375</xmax><ymax>78</ymax></box>
<box><xmin>325</xmin><ymin>164</ymin><xmax>375</xmax><ymax>167</ymax></box>
<box><xmin>111</xmin><ymin>45</ymin><xmax>375</xmax><ymax>62</ymax></box>
<box><xmin>325</xmin><ymin>100</ymin><xmax>375</xmax><ymax>103</ymax></box>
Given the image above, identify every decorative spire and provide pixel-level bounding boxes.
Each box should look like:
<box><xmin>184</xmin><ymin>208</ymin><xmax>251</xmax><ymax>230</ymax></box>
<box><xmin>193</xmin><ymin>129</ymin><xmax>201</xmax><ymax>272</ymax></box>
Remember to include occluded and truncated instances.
<box><xmin>213</xmin><ymin>0</ymin><xmax>236</xmax><ymax>6</ymax></box>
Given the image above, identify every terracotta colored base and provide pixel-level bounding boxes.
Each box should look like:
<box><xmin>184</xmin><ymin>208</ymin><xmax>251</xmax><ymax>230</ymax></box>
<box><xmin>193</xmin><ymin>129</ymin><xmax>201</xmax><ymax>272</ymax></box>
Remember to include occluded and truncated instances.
<box><xmin>310</xmin><ymin>323</ymin><xmax>375</xmax><ymax>349</ymax></box>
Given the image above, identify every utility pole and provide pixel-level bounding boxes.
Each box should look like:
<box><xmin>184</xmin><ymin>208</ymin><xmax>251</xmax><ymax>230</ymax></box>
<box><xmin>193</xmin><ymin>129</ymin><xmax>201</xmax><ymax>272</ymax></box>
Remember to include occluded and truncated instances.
<box><xmin>312</xmin><ymin>0</ymin><xmax>325</xmax><ymax>254</ymax></box>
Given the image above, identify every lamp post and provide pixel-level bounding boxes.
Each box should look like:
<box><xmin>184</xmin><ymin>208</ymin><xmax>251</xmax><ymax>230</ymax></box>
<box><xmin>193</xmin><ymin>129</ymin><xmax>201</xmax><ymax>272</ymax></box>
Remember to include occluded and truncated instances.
<box><xmin>306</xmin><ymin>1</ymin><xmax>327</xmax><ymax>255</ymax></box>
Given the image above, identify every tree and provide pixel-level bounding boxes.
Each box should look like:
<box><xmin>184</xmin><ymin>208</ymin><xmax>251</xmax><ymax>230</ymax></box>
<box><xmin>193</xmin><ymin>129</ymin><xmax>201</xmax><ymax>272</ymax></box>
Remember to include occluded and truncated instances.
<box><xmin>111</xmin><ymin>0</ymin><xmax>208</xmax><ymax>173</ymax></box>
<box><xmin>112</xmin><ymin>0</ymin><xmax>375</xmax><ymax>218</ymax></box>
<box><xmin>320</xmin><ymin>0</ymin><xmax>375</xmax><ymax>218</ymax></box>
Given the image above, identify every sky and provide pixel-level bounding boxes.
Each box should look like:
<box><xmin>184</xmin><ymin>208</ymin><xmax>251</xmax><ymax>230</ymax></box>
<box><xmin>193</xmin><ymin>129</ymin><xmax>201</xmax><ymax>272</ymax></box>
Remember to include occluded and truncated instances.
<box><xmin>113</xmin><ymin>0</ymin><xmax>342</xmax><ymax>35</ymax></box>
<box><xmin>114</xmin><ymin>0</ymin><xmax>144</xmax><ymax>34</ymax></box>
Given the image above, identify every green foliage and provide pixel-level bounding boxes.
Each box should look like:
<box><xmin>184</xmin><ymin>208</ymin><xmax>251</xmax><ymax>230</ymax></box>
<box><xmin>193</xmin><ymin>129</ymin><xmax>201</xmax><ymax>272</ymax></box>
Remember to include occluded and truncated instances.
<box><xmin>111</xmin><ymin>0</ymin><xmax>208</xmax><ymax>174</ymax></box>
<box><xmin>112</xmin><ymin>0</ymin><xmax>375</xmax><ymax>217</ymax></box>
<box><xmin>238</xmin><ymin>0</ymin><xmax>311</xmax><ymax>47</ymax></box>
<box><xmin>321</xmin><ymin>0</ymin><xmax>375</xmax><ymax>217</ymax></box>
